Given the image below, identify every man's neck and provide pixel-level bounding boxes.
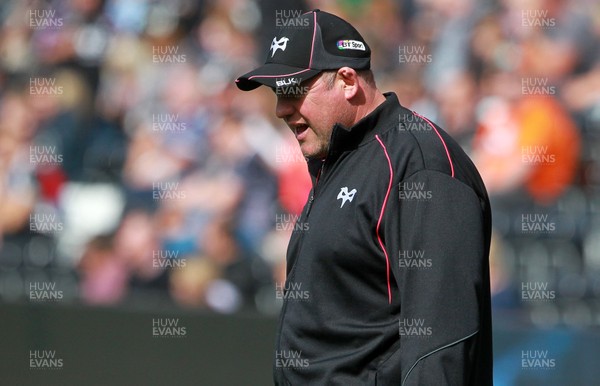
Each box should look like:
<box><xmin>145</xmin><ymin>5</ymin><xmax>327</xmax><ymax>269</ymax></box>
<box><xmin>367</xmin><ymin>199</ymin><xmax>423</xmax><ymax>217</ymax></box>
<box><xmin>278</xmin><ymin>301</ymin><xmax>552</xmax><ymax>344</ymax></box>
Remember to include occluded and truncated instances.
<box><xmin>354</xmin><ymin>90</ymin><xmax>386</xmax><ymax>124</ymax></box>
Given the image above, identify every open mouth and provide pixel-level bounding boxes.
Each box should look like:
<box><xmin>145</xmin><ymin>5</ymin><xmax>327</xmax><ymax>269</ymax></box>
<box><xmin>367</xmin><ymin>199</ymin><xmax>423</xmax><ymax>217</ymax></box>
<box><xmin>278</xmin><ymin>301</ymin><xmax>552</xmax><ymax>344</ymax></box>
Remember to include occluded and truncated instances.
<box><xmin>294</xmin><ymin>124</ymin><xmax>309</xmax><ymax>138</ymax></box>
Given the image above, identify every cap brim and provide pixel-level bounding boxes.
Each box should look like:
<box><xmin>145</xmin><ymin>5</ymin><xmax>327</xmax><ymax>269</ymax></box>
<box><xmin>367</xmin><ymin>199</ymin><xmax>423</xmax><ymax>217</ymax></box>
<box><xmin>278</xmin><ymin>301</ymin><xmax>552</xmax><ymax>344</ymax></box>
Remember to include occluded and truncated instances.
<box><xmin>235</xmin><ymin>63</ymin><xmax>321</xmax><ymax>91</ymax></box>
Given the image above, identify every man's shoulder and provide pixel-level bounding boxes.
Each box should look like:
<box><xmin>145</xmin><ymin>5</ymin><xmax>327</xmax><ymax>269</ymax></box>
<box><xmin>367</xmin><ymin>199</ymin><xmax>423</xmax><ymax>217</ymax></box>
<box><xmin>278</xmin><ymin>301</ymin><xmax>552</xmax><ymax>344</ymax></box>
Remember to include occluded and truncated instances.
<box><xmin>370</xmin><ymin>110</ymin><xmax>483</xmax><ymax>188</ymax></box>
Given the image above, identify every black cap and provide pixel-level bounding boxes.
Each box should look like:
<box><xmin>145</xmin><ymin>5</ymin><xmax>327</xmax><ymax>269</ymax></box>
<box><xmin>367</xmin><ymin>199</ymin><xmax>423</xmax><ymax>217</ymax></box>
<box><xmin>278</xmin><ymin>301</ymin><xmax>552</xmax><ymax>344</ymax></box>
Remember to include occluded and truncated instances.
<box><xmin>235</xmin><ymin>9</ymin><xmax>371</xmax><ymax>91</ymax></box>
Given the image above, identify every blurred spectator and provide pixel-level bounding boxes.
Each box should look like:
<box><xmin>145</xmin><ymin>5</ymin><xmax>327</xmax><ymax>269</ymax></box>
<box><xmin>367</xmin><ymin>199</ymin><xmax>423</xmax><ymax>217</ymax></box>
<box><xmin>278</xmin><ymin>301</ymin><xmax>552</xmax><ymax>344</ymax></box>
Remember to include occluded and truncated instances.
<box><xmin>78</xmin><ymin>234</ymin><xmax>127</xmax><ymax>305</ymax></box>
<box><xmin>473</xmin><ymin>94</ymin><xmax>581</xmax><ymax>203</ymax></box>
<box><xmin>169</xmin><ymin>256</ymin><xmax>220</xmax><ymax>309</ymax></box>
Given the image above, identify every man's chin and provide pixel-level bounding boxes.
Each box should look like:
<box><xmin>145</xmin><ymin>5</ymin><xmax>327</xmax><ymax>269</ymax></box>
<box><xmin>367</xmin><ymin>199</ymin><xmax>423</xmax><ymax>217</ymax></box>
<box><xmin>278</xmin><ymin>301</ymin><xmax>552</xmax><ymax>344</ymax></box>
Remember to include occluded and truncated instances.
<box><xmin>299</xmin><ymin>145</ymin><xmax>325</xmax><ymax>160</ymax></box>
<box><xmin>296</xmin><ymin>135</ymin><xmax>330</xmax><ymax>159</ymax></box>
<box><xmin>302</xmin><ymin>153</ymin><xmax>327</xmax><ymax>161</ymax></box>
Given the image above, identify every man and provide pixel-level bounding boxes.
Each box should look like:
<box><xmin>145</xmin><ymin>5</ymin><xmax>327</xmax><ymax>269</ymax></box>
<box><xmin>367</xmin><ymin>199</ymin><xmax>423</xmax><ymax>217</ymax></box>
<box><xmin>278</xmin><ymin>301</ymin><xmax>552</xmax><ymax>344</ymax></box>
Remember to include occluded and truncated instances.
<box><xmin>236</xmin><ymin>9</ymin><xmax>493</xmax><ymax>386</ymax></box>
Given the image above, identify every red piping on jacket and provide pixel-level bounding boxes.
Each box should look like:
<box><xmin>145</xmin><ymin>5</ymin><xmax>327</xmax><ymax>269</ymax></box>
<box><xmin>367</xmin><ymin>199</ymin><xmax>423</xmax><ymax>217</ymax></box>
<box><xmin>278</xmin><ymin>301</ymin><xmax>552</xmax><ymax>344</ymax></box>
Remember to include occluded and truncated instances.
<box><xmin>412</xmin><ymin>111</ymin><xmax>455</xmax><ymax>177</ymax></box>
<box><xmin>375</xmin><ymin>134</ymin><xmax>393</xmax><ymax>304</ymax></box>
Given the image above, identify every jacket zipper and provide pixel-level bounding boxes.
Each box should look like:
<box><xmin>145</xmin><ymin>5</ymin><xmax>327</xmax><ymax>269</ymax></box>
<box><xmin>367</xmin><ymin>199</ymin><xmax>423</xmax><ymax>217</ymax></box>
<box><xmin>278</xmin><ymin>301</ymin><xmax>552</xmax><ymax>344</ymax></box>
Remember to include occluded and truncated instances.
<box><xmin>306</xmin><ymin>161</ymin><xmax>325</xmax><ymax>216</ymax></box>
<box><xmin>275</xmin><ymin>159</ymin><xmax>326</xmax><ymax>382</ymax></box>
<box><xmin>305</xmin><ymin>193</ymin><xmax>315</xmax><ymax>215</ymax></box>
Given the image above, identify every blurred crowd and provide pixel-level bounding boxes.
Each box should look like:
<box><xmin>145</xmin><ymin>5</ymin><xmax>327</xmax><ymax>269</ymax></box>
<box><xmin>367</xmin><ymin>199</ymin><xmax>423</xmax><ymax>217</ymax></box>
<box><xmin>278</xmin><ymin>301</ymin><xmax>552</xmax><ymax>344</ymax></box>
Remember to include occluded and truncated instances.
<box><xmin>1</xmin><ymin>0</ymin><xmax>600</xmax><ymax>323</ymax></box>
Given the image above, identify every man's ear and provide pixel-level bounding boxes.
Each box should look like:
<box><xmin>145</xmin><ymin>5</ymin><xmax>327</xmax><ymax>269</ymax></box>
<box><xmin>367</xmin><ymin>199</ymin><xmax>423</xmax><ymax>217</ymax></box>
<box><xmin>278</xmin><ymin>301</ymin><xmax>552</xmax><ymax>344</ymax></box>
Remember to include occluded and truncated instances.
<box><xmin>336</xmin><ymin>67</ymin><xmax>358</xmax><ymax>100</ymax></box>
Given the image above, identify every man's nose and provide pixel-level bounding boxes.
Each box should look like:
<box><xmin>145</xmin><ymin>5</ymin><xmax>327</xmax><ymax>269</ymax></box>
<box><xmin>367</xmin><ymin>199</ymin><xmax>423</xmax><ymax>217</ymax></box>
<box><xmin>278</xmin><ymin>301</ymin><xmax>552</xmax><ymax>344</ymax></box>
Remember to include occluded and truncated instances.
<box><xmin>275</xmin><ymin>96</ymin><xmax>295</xmax><ymax>119</ymax></box>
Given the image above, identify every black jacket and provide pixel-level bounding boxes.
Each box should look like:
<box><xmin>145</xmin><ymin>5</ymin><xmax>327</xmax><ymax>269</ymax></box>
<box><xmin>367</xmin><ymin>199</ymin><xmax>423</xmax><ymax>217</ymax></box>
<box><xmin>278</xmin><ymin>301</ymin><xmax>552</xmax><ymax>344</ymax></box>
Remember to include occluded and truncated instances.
<box><xmin>274</xmin><ymin>93</ymin><xmax>493</xmax><ymax>385</ymax></box>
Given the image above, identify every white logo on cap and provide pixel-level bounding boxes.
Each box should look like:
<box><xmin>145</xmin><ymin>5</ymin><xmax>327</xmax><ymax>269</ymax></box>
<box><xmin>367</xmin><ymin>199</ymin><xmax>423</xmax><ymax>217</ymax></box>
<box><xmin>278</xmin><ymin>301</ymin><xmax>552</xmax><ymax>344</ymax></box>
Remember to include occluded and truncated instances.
<box><xmin>270</xmin><ymin>37</ymin><xmax>290</xmax><ymax>57</ymax></box>
<box><xmin>276</xmin><ymin>78</ymin><xmax>300</xmax><ymax>87</ymax></box>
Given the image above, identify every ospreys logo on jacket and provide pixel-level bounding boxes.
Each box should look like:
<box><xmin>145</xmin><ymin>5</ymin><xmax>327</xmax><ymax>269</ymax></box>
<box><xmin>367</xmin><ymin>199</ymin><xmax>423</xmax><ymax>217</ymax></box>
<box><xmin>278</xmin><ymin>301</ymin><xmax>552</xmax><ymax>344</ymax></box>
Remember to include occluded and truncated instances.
<box><xmin>274</xmin><ymin>93</ymin><xmax>493</xmax><ymax>386</ymax></box>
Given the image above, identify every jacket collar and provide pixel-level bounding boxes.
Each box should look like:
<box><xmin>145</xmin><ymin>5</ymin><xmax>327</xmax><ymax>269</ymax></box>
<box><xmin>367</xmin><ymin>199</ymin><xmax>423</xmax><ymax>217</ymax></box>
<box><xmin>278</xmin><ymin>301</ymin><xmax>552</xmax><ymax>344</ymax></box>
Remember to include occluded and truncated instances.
<box><xmin>307</xmin><ymin>92</ymin><xmax>400</xmax><ymax>179</ymax></box>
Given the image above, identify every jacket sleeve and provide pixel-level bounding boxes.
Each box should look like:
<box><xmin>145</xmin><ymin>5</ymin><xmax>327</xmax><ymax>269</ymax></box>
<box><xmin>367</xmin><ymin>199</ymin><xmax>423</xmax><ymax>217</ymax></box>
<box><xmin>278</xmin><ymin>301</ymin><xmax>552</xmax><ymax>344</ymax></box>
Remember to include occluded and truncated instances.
<box><xmin>379</xmin><ymin>169</ymin><xmax>491</xmax><ymax>386</ymax></box>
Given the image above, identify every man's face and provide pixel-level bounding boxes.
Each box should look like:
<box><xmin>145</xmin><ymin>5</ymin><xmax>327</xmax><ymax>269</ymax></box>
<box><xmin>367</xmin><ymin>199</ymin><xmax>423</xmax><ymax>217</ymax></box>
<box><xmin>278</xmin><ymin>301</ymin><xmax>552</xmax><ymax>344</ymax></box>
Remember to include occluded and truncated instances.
<box><xmin>274</xmin><ymin>74</ymin><xmax>343</xmax><ymax>159</ymax></box>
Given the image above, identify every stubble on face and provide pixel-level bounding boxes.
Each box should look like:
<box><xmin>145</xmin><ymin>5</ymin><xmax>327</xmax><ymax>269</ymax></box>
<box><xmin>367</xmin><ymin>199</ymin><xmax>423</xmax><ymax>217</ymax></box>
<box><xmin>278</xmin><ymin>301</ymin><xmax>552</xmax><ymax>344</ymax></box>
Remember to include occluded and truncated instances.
<box><xmin>278</xmin><ymin>75</ymin><xmax>342</xmax><ymax>160</ymax></box>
